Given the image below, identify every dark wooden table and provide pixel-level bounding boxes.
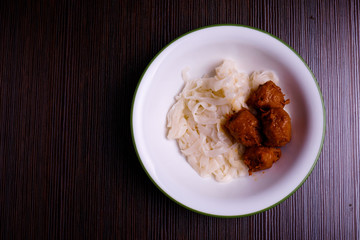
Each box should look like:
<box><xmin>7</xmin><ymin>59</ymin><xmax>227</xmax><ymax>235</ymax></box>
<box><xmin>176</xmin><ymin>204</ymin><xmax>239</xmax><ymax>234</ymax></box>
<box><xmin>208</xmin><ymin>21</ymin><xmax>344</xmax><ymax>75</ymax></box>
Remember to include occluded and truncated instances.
<box><xmin>1</xmin><ymin>0</ymin><xmax>359</xmax><ymax>239</ymax></box>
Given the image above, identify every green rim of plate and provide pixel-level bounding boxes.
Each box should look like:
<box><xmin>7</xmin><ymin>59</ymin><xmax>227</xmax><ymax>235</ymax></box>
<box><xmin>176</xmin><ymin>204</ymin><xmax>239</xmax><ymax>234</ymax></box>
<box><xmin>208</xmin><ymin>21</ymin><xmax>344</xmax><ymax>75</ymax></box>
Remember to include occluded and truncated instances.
<box><xmin>130</xmin><ymin>24</ymin><xmax>326</xmax><ymax>218</ymax></box>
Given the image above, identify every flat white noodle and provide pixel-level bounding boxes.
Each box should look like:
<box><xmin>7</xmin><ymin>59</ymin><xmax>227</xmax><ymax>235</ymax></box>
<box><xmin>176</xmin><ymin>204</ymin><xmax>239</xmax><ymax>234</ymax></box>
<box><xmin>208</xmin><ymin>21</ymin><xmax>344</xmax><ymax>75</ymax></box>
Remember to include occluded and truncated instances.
<box><xmin>167</xmin><ymin>60</ymin><xmax>279</xmax><ymax>182</ymax></box>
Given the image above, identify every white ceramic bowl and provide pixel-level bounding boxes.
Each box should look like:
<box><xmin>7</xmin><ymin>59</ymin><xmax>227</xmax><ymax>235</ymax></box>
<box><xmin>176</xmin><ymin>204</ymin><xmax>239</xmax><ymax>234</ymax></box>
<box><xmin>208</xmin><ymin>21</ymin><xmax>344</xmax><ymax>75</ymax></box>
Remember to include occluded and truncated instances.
<box><xmin>131</xmin><ymin>25</ymin><xmax>325</xmax><ymax>217</ymax></box>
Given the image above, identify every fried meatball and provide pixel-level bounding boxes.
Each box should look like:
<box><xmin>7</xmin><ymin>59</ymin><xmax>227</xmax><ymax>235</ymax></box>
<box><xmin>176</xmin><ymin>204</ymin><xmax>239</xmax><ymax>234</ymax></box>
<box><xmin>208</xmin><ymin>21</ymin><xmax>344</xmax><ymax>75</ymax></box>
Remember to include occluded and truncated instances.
<box><xmin>225</xmin><ymin>108</ymin><xmax>262</xmax><ymax>147</ymax></box>
<box><xmin>261</xmin><ymin>108</ymin><xmax>291</xmax><ymax>147</ymax></box>
<box><xmin>243</xmin><ymin>147</ymin><xmax>281</xmax><ymax>175</ymax></box>
<box><xmin>247</xmin><ymin>81</ymin><xmax>289</xmax><ymax>110</ymax></box>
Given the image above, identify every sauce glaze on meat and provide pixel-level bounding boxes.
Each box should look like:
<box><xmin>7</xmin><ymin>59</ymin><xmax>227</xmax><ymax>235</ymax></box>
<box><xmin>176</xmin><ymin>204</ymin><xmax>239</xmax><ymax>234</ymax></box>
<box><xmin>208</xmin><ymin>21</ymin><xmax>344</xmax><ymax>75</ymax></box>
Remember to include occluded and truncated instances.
<box><xmin>225</xmin><ymin>80</ymin><xmax>292</xmax><ymax>175</ymax></box>
<box><xmin>224</xmin><ymin>108</ymin><xmax>262</xmax><ymax>147</ymax></box>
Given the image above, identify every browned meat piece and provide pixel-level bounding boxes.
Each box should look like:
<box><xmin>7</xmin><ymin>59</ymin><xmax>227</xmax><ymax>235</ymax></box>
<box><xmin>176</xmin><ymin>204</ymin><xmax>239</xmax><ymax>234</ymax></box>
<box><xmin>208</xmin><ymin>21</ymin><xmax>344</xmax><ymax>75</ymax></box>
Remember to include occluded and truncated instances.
<box><xmin>261</xmin><ymin>108</ymin><xmax>291</xmax><ymax>147</ymax></box>
<box><xmin>247</xmin><ymin>81</ymin><xmax>289</xmax><ymax>110</ymax></box>
<box><xmin>225</xmin><ymin>108</ymin><xmax>262</xmax><ymax>147</ymax></box>
<box><xmin>243</xmin><ymin>147</ymin><xmax>281</xmax><ymax>175</ymax></box>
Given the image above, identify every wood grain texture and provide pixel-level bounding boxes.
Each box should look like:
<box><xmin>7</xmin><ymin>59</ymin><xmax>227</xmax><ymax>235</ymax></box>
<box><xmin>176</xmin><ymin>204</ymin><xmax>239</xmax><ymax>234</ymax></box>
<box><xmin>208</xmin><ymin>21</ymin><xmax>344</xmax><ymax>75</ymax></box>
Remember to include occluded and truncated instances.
<box><xmin>0</xmin><ymin>0</ymin><xmax>359</xmax><ymax>239</ymax></box>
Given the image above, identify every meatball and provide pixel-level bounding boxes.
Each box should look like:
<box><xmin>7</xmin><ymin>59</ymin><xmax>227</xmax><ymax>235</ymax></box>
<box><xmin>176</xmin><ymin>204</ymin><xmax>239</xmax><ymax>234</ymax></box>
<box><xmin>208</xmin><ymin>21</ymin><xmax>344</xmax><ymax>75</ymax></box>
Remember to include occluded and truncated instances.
<box><xmin>225</xmin><ymin>108</ymin><xmax>262</xmax><ymax>147</ymax></box>
<box><xmin>243</xmin><ymin>147</ymin><xmax>281</xmax><ymax>175</ymax></box>
<box><xmin>247</xmin><ymin>81</ymin><xmax>289</xmax><ymax>110</ymax></box>
<box><xmin>261</xmin><ymin>108</ymin><xmax>291</xmax><ymax>147</ymax></box>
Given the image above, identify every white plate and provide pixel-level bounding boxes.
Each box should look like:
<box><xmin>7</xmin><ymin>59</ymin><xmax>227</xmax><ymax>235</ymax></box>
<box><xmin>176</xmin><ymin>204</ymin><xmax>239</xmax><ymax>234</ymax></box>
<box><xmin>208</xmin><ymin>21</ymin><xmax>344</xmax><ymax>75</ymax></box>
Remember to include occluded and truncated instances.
<box><xmin>131</xmin><ymin>25</ymin><xmax>325</xmax><ymax>217</ymax></box>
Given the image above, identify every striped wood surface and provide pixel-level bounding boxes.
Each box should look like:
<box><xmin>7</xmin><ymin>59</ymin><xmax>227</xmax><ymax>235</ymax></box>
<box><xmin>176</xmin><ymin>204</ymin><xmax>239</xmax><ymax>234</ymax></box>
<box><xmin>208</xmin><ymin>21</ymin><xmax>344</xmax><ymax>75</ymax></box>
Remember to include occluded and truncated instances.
<box><xmin>0</xmin><ymin>0</ymin><xmax>359</xmax><ymax>239</ymax></box>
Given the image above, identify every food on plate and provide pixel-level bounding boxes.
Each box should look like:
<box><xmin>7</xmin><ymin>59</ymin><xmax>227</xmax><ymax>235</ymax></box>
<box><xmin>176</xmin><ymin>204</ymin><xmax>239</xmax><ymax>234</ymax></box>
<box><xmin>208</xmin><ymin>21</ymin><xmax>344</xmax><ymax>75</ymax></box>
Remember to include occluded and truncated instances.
<box><xmin>261</xmin><ymin>108</ymin><xmax>292</xmax><ymax>147</ymax></box>
<box><xmin>224</xmin><ymin>108</ymin><xmax>262</xmax><ymax>147</ymax></box>
<box><xmin>167</xmin><ymin>59</ymin><xmax>291</xmax><ymax>180</ymax></box>
<box><xmin>226</xmin><ymin>80</ymin><xmax>291</xmax><ymax>175</ymax></box>
<box><xmin>247</xmin><ymin>80</ymin><xmax>289</xmax><ymax>110</ymax></box>
<box><xmin>166</xmin><ymin>60</ymin><xmax>279</xmax><ymax>182</ymax></box>
<box><xmin>243</xmin><ymin>147</ymin><xmax>281</xmax><ymax>175</ymax></box>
